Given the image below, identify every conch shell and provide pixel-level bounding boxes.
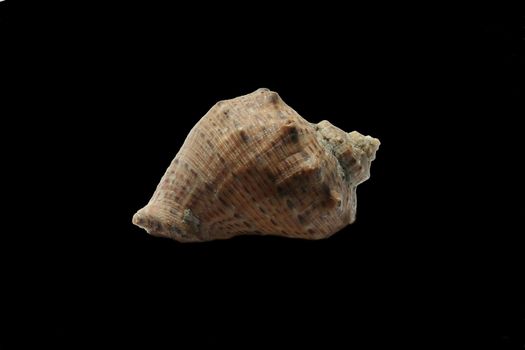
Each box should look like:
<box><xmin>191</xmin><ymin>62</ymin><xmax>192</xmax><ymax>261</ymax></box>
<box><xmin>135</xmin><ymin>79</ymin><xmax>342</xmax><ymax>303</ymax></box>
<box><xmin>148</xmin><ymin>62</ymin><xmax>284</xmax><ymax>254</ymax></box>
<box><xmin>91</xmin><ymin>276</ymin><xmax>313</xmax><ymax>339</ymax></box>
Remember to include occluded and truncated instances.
<box><xmin>133</xmin><ymin>88</ymin><xmax>380</xmax><ymax>242</ymax></box>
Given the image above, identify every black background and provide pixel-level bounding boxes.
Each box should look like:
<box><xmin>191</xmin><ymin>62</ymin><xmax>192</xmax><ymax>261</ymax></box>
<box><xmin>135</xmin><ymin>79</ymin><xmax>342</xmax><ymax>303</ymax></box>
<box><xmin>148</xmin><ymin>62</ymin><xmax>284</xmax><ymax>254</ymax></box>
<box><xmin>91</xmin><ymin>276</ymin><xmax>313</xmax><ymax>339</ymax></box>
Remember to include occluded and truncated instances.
<box><xmin>2</xmin><ymin>2</ymin><xmax>524</xmax><ymax>349</ymax></box>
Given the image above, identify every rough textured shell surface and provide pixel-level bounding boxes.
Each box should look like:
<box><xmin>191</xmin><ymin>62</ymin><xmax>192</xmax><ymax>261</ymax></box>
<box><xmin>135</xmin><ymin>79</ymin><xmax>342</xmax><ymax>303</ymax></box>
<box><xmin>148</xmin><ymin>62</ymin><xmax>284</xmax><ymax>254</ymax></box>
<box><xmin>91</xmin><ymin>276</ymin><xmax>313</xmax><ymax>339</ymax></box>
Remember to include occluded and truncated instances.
<box><xmin>133</xmin><ymin>88</ymin><xmax>380</xmax><ymax>242</ymax></box>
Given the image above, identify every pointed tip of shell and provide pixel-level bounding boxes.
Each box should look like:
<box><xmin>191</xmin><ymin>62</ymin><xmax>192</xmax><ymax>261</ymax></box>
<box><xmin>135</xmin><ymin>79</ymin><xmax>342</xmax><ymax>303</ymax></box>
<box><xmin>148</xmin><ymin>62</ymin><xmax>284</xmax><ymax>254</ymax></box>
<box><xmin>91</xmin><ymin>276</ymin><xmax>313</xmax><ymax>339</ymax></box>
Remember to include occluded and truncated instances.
<box><xmin>132</xmin><ymin>210</ymin><xmax>168</xmax><ymax>239</ymax></box>
<box><xmin>133</xmin><ymin>208</ymin><xmax>202</xmax><ymax>243</ymax></box>
<box><xmin>348</xmin><ymin>131</ymin><xmax>380</xmax><ymax>160</ymax></box>
<box><xmin>132</xmin><ymin>210</ymin><xmax>151</xmax><ymax>232</ymax></box>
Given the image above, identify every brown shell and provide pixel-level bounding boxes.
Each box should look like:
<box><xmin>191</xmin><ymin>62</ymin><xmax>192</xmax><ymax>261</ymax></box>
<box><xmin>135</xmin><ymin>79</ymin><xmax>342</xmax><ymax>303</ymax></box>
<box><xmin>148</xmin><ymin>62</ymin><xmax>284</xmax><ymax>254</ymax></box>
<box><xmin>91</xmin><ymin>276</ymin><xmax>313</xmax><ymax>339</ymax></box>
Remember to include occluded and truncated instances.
<box><xmin>132</xmin><ymin>88</ymin><xmax>380</xmax><ymax>242</ymax></box>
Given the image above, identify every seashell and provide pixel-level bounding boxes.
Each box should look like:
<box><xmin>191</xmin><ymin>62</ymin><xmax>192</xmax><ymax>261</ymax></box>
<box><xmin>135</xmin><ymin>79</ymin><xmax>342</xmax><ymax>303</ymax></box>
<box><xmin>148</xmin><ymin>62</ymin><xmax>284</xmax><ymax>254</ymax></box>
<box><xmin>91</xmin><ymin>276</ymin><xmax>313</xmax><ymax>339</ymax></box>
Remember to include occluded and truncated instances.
<box><xmin>132</xmin><ymin>88</ymin><xmax>380</xmax><ymax>242</ymax></box>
